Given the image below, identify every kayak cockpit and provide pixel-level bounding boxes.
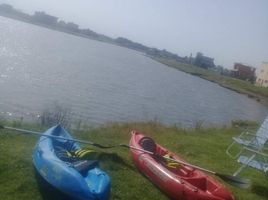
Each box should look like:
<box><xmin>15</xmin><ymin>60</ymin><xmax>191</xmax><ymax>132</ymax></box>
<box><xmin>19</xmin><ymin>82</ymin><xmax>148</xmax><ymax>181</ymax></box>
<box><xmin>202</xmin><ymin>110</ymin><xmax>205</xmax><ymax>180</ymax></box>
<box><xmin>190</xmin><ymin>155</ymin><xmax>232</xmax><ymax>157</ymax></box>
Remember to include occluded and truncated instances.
<box><xmin>132</xmin><ymin>131</ymin><xmax>234</xmax><ymax>200</ymax></box>
<box><xmin>33</xmin><ymin>125</ymin><xmax>111</xmax><ymax>200</ymax></box>
<box><xmin>155</xmin><ymin>146</ymin><xmax>221</xmax><ymax>193</ymax></box>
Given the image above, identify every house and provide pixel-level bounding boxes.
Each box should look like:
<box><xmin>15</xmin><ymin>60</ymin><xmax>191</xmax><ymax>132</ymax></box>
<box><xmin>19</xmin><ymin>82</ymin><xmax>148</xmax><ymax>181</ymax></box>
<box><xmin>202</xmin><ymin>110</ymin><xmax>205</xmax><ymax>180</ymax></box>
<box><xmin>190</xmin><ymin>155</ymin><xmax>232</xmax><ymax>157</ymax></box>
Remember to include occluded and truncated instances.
<box><xmin>231</xmin><ymin>63</ymin><xmax>255</xmax><ymax>82</ymax></box>
<box><xmin>66</xmin><ymin>22</ymin><xmax>79</xmax><ymax>31</ymax></box>
<box><xmin>33</xmin><ymin>11</ymin><xmax>58</xmax><ymax>25</ymax></box>
<box><xmin>255</xmin><ymin>62</ymin><xmax>268</xmax><ymax>87</ymax></box>
<box><xmin>194</xmin><ymin>52</ymin><xmax>215</xmax><ymax>69</ymax></box>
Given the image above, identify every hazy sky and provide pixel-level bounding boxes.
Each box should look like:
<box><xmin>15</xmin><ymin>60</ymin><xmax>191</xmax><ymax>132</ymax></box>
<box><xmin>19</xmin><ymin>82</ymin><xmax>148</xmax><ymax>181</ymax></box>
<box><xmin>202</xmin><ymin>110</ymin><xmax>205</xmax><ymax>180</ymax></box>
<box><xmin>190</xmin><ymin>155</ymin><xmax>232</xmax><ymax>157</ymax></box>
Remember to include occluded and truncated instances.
<box><xmin>1</xmin><ymin>0</ymin><xmax>267</xmax><ymax>68</ymax></box>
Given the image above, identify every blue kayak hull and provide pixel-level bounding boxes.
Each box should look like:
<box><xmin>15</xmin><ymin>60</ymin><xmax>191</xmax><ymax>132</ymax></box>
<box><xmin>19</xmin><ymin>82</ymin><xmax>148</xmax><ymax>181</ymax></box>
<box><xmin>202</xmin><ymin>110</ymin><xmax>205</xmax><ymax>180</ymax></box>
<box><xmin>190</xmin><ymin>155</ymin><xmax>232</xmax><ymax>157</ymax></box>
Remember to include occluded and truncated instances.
<box><xmin>32</xmin><ymin>125</ymin><xmax>110</xmax><ymax>200</ymax></box>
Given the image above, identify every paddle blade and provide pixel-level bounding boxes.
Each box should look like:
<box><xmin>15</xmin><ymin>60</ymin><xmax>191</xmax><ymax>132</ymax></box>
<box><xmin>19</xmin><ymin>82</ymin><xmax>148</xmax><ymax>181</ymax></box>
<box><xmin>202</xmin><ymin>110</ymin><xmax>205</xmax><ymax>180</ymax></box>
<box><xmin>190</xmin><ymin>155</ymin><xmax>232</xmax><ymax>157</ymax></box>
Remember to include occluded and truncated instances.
<box><xmin>216</xmin><ymin>173</ymin><xmax>251</xmax><ymax>189</ymax></box>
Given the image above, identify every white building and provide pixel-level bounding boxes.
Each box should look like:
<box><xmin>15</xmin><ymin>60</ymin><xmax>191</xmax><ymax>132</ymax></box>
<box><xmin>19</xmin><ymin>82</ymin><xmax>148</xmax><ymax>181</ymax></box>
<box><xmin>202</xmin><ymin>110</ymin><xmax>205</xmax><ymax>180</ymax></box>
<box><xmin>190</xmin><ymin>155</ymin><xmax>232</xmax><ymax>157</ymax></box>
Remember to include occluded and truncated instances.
<box><xmin>256</xmin><ymin>62</ymin><xmax>268</xmax><ymax>87</ymax></box>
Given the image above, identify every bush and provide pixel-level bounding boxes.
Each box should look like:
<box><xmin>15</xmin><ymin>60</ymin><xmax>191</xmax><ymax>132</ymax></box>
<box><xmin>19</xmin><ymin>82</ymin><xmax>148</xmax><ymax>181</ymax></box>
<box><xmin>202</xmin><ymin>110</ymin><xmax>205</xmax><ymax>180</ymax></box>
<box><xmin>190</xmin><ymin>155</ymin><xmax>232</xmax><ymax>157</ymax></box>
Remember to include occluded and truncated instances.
<box><xmin>39</xmin><ymin>103</ymin><xmax>72</xmax><ymax>129</ymax></box>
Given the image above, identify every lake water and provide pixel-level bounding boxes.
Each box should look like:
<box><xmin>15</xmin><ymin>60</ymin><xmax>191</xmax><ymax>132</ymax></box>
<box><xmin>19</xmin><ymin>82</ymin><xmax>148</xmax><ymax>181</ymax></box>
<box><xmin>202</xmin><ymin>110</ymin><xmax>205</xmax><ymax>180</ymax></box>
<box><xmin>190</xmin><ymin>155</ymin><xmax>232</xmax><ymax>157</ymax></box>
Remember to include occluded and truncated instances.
<box><xmin>0</xmin><ymin>16</ymin><xmax>267</xmax><ymax>127</ymax></box>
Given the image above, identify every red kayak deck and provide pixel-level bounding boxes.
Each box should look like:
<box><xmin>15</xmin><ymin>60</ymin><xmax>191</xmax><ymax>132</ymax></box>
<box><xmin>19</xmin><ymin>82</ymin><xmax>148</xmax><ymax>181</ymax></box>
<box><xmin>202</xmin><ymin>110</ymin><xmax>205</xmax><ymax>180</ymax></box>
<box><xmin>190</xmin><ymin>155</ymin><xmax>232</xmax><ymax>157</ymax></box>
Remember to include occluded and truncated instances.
<box><xmin>129</xmin><ymin>131</ymin><xmax>235</xmax><ymax>200</ymax></box>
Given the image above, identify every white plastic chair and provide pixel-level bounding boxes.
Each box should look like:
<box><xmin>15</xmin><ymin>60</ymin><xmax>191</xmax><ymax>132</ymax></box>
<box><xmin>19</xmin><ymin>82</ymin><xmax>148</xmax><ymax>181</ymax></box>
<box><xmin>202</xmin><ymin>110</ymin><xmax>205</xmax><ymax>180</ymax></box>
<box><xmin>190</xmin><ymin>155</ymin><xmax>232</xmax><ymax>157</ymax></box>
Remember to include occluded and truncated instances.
<box><xmin>226</xmin><ymin>117</ymin><xmax>268</xmax><ymax>176</ymax></box>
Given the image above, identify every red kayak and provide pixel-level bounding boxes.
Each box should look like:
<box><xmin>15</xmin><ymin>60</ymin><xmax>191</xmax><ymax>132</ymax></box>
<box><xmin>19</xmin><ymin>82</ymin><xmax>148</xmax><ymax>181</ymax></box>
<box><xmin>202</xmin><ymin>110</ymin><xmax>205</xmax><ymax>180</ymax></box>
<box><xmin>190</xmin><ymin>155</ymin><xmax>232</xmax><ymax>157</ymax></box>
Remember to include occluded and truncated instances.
<box><xmin>129</xmin><ymin>131</ymin><xmax>235</xmax><ymax>200</ymax></box>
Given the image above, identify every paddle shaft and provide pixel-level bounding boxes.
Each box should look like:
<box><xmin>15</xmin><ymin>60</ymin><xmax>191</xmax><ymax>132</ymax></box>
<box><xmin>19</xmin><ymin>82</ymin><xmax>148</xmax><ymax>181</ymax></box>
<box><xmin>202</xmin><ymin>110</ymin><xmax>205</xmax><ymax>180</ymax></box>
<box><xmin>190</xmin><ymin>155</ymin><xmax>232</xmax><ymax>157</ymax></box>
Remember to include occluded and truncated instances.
<box><xmin>0</xmin><ymin>126</ymin><xmax>223</xmax><ymax>174</ymax></box>
<box><xmin>1</xmin><ymin>125</ymin><xmax>250</xmax><ymax>188</ymax></box>
<box><xmin>121</xmin><ymin>144</ymin><xmax>216</xmax><ymax>175</ymax></box>
<box><xmin>1</xmin><ymin>126</ymin><xmax>112</xmax><ymax>148</ymax></box>
<box><xmin>122</xmin><ymin>144</ymin><xmax>251</xmax><ymax>188</ymax></box>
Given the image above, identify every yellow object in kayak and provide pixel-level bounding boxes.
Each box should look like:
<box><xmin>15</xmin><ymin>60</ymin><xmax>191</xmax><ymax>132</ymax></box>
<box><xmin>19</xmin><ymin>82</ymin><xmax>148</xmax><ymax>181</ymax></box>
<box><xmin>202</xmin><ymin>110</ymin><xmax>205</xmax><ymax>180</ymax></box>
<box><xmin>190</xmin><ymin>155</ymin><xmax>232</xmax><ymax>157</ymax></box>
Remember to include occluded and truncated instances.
<box><xmin>163</xmin><ymin>153</ymin><xmax>181</xmax><ymax>169</ymax></box>
<box><xmin>73</xmin><ymin>149</ymin><xmax>98</xmax><ymax>160</ymax></box>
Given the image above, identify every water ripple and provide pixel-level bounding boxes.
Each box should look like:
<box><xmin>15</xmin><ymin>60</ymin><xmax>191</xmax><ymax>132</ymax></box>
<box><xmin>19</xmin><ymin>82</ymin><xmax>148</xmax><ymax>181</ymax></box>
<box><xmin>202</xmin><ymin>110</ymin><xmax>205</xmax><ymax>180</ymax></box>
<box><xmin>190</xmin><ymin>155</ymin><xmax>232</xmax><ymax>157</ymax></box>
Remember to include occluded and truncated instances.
<box><xmin>0</xmin><ymin>16</ymin><xmax>267</xmax><ymax>127</ymax></box>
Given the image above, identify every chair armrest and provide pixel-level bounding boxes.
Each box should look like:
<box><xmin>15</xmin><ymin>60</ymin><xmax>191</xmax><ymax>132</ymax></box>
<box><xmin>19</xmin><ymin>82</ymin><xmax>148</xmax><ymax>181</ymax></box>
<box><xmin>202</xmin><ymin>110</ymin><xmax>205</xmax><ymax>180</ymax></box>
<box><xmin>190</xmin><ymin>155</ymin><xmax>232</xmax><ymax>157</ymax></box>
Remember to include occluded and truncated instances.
<box><xmin>244</xmin><ymin>147</ymin><xmax>268</xmax><ymax>157</ymax></box>
<box><xmin>233</xmin><ymin>137</ymin><xmax>251</xmax><ymax>146</ymax></box>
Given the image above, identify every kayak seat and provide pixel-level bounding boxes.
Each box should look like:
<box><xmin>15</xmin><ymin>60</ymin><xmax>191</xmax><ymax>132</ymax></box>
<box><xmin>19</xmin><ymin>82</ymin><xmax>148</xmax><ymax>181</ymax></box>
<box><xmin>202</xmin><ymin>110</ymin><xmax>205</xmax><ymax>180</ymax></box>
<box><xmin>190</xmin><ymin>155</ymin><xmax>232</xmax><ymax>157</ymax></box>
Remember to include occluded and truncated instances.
<box><xmin>184</xmin><ymin>177</ymin><xmax>207</xmax><ymax>191</ymax></box>
<box><xmin>73</xmin><ymin>160</ymin><xmax>99</xmax><ymax>174</ymax></box>
<box><xmin>180</xmin><ymin>166</ymin><xmax>195</xmax><ymax>176</ymax></box>
<box><xmin>177</xmin><ymin>168</ymin><xmax>196</xmax><ymax>177</ymax></box>
<box><xmin>139</xmin><ymin>137</ymin><xmax>156</xmax><ymax>153</ymax></box>
<box><xmin>55</xmin><ymin>146</ymin><xmax>99</xmax><ymax>173</ymax></box>
<box><xmin>55</xmin><ymin>146</ymin><xmax>98</xmax><ymax>162</ymax></box>
<box><xmin>54</xmin><ymin>146</ymin><xmax>78</xmax><ymax>162</ymax></box>
<box><xmin>63</xmin><ymin>140</ymin><xmax>78</xmax><ymax>152</ymax></box>
<box><xmin>53</xmin><ymin>139</ymin><xmax>77</xmax><ymax>152</ymax></box>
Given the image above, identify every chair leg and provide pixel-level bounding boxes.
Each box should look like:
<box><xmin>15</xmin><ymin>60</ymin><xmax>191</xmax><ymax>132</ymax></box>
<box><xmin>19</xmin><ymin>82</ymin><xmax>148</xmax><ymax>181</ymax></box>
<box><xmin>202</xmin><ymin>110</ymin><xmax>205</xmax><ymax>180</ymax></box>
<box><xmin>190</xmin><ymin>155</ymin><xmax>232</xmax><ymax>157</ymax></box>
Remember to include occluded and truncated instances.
<box><xmin>233</xmin><ymin>154</ymin><xmax>256</xmax><ymax>176</ymax></box>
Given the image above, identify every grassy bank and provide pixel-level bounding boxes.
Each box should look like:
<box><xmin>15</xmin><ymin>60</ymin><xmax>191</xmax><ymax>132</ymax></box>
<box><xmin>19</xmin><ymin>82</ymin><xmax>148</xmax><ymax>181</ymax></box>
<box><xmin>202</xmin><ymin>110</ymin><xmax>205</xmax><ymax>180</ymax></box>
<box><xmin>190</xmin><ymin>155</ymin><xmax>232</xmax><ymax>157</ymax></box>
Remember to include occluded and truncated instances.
<box><xmin>153</xmin><ymin>57</ymin><xmax>268</xmax><ymax>105</ymax></box>
<box><xmin>0</xmin><ymin>122</ymin><xmax>267</xmax><ymax>200</ymax></box>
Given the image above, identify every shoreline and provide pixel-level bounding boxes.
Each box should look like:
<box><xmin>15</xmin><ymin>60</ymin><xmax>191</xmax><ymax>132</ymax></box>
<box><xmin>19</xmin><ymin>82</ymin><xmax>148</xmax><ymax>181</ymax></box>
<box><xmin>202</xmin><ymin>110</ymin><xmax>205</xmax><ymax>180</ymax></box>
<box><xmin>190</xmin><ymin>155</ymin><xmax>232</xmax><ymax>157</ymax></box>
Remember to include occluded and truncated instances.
<box><xmin>151</xmin><ymin>57</ymin><xmax>268</xmax><ymax>106</ymax></box>
<box><xmin>0</xmin><ymin>13</ymin><xmax>115</xmax><ymax>44</ymax></box>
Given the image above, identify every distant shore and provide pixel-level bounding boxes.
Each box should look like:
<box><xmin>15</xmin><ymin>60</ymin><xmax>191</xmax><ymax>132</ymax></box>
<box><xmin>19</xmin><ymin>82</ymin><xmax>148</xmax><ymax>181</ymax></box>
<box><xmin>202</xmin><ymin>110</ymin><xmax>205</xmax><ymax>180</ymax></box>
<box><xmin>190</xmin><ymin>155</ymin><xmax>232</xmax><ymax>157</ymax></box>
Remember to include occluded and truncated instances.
<box><xmin>0</xmin><ymin>3</ymin><xmax>183</xmax><ymax>62</ymax></box>
<box><xmin>152</xmin><ymin>57</ymin><xmax>268</xmax><ymax>105</ymax></box>
<box><xmin>0</xmin><ymin>12</ymin><xmax>115</xmax><ymax>44</ymax></box>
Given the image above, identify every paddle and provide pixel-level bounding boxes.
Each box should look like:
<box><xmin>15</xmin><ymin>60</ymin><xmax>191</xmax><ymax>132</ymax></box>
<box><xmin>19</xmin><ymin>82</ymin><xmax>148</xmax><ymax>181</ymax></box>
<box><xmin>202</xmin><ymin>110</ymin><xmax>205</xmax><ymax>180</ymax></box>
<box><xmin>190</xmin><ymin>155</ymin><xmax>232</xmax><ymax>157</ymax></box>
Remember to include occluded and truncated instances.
<box><xmin>119</xmin><ymin>144</ymin><xmax>251</xmax><ymax>189</ymax></box>
<box><xmin>0</xmin><ymin>125</ymin><xmax>117</xmax><ymax>149</ymax></box>
<box><xmin>0</xmin><ymin>125</ymin><xmax>251</xmax><ymax>188</ymax></box>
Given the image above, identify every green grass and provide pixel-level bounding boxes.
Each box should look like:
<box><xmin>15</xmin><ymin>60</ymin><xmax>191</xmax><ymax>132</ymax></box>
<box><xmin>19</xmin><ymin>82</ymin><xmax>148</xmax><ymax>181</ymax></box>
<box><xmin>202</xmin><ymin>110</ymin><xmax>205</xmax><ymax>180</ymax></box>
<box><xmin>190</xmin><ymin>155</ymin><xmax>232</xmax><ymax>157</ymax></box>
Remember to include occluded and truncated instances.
<box><xmin>153</xmin><ymin>57</ymin><xmax>268</xmax><ymax>104</ymax></box>
<box><xmin>0</xmin><ymin>122</ymin><xmax>268</xmax><ymax>200</ymax></box>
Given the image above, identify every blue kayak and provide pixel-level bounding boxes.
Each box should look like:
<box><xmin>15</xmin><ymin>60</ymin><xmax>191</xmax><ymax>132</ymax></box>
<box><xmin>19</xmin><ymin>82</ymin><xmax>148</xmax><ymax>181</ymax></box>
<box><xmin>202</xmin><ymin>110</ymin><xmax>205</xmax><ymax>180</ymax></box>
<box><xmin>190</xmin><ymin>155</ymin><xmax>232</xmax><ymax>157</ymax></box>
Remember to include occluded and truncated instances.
<box><xmin>32</xmin><ymin>125</ymin><xmax>110</xmax><ymax>200</ymax></box>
